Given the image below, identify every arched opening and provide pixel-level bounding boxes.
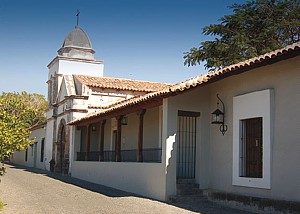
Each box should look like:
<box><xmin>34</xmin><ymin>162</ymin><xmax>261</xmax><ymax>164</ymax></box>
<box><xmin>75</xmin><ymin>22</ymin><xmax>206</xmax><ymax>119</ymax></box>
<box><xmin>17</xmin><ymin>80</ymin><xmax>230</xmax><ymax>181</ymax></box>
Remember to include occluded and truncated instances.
<box><xmin>55</xmin><ymin>119</ymin><xmax>69</xmax><ymax>174</ymax></box>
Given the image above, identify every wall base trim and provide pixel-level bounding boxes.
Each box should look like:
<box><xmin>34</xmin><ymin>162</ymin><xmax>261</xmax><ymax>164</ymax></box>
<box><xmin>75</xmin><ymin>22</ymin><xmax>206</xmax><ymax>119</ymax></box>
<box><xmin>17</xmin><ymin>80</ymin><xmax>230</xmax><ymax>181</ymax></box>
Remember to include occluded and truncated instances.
<box><xmin>203</xmin><ymin>190</ymin><xmax>300</xmax><ymax>214</ymax></box>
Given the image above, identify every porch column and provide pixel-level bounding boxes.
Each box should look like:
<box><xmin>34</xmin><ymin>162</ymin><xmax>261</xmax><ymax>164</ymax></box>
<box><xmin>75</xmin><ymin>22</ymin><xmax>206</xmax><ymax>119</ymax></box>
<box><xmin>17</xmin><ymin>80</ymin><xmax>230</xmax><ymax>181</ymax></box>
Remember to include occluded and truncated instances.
<box><xmin>85</xmin><ymin>124</ymin><xmax>91</xmax><ymax>161</ymax></box>
<box><xmin>137</xmin><ymin>109</ymin><xmax>146</xmax><ymax>162</ymax></box>
<box><xmin>99</xmin><ymin>120</ymin><xmax>106</xmax><ymax>161</ymax></box>
<box><xmin>116</xmin><ymin>116</ymin><xmax>123</xmax><ymax>162</ymax></box>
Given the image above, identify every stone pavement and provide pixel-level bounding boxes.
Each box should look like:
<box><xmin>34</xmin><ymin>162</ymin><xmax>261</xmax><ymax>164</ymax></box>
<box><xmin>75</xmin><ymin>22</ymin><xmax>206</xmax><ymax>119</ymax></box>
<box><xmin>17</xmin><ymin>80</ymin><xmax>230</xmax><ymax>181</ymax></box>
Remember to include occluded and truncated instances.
<box><xmin>0</xmin><ymin>164</ymin><xmax>253</xmax><ymax>213</ymax></box>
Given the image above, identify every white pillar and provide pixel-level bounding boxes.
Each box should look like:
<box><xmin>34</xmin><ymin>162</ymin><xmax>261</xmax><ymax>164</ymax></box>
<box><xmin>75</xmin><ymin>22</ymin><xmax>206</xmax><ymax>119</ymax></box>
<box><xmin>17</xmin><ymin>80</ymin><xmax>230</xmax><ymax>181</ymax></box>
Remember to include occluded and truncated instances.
<box><xmin>162</xmin><ymin>98</ymin><xmax>177</xmax><ymax>200</ymax></box>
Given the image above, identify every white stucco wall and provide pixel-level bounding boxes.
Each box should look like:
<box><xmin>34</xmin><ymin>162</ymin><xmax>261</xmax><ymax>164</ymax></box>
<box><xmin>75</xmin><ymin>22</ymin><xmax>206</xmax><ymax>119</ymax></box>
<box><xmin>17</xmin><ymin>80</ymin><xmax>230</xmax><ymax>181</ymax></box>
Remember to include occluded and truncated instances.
<box><xmin>72</xmin><ymin>161</ymin><xmax>166</xmax><ymax>201</ymax></box>
<box><xmin>45</xmin><ymin>120</ymin><xmax>54</xmax><ymax>171</ymax></box>
<box><xmin>11</xmin><ymin>127</ymin><xmax>46</xmax><ymax>170</ymax></box>
<box><xmin>58</xmin><ymin>59</ymin><xmax>103</xmax><ymax>77</ymax></box>
<box><xmin>165</xmin><ymin>56</ymin><xmax>300</xmax><ymax>202</ymax></box>
<box><xmin>72</xmin><ymin>111</ymin><xmax>88</xmax><ymax>121</ymax></box>
<box><xmin>104</xmin><ymin>119</ymin><xmax>112</xmax><ymax>151</ymax></box>
<box><xmin>162</xmin><ymin>88</ymin><xmax>211</xmax><ymax>197</ymax></box>
<box><xmin>162</xmin><ymin>98</ymin><xmax>177</xmax><ymax>198</ymax></box>
<box><xmin>208</xmin><ymin>56</ymin><xmax>300</xmax><ymax>202</ymax></box>
<box><xmin>73</xmin><ymin>127</ymin><xmax>82</xmax><ymax>161</ymax></box>
<box><xmin>11</xmin><ymin>146</ymin><xmax>34</xmax><ymax>168</ymax></box>
<box><xmin>140</xmin><ymin>55</ymin><xmax>300</xmax><ymax>202</ymax></box>
<box><xmin>144</xmin><ymin>107</ymin><xmax>161</xmax><ymax>149</ymax></box>
<box><xmin>33</xmin><ymin>128</ymin><xmax>47</xmax><ymax>170</ymax></box>
<box><xmin>48</xmin><ymin>58</ymin><xmax>103</xmax><ymax>78</ymax></box>
<box><xmin>89</xmin><ymin>123</ymin><xmax>100</xmax><ymax>152</ymax></box>
<box><xmin>120</xmin><ymin>107</ymin><xmax>160</xmax><ymax>150</ymax></box>
<box><xmin>48</xmin><ymin>61</ymin><xmax>59</xmax><ymax>79</ymax></box>
<box><xmin>121</xmin><ymin>113</ymin><xmax>138</xmax><ymax>150</ymax></box>
<box><xmin>88</xmin><ymin>90</ymin><xmax>132</xmax><ymax>108</ymax></box>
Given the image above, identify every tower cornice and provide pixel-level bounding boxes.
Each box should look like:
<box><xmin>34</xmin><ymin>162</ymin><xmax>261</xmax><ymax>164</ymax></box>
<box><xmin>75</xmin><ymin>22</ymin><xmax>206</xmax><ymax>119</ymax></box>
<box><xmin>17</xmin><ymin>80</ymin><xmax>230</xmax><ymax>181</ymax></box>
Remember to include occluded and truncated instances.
<box><xmin>47</xmin><ymin>56</ymin><xmax>104</xmax><ymax>68</ymax></box>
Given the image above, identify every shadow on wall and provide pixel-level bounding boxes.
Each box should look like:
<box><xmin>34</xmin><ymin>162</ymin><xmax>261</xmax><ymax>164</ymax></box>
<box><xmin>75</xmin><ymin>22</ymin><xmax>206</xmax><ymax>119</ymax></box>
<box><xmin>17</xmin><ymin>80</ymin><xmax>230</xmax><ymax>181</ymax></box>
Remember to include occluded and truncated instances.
<box><xmin>6</xmin><ymin>164</ymin><xmax>138</xmax><ymax>198</ymax></box>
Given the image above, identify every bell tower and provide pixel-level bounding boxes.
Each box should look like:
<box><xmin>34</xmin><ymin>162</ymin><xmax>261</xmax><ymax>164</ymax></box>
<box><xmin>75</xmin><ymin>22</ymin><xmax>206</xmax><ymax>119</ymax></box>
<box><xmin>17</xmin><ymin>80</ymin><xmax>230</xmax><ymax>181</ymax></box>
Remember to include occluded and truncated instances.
<box><xmin>44</xmin><ymin>23</ymin><xmax>104</xmax><ymax>172</ymax></box>
<box><xmin>47</xmin><ymin>25</ymin><xmax>104</xmax><ymax>106</ymax></box>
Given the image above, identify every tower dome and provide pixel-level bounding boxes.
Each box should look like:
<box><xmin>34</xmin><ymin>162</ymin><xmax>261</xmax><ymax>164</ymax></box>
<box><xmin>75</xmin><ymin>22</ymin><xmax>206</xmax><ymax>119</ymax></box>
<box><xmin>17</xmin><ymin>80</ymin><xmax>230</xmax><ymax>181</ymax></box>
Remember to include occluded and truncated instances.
<box><xmin>58</xmin><ymin>26</ymin><xmax>95</xmax><ymax>60</ymax></box>
<box><xmin>62</xmin><ymin>26</ymin><xmax>92</xmax><ymax>49</ymax></box>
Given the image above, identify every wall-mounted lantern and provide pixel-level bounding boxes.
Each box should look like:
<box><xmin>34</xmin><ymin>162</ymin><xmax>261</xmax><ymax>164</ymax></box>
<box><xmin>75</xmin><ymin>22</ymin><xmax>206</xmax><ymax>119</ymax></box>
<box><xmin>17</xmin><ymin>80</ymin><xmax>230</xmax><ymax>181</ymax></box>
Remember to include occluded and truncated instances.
<box><xmin>91</xmin><ymin>125</ymin><xmax>97</xmax><ymax>132</ymax></box>
<box><xmin>211</xmin><ymin>94</ymin><xmax>228</xmax><ymax>135</ymax></box>
<box><xmin>121</xmin><ymin>116</ymin><xmax>128</xmax><ymax>125</ymax></box>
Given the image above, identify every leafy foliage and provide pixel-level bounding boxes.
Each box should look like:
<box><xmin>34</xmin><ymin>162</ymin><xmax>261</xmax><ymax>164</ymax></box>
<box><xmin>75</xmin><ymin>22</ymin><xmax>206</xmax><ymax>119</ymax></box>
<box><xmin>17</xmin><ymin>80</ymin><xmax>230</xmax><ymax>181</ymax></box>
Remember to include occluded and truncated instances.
<box><xmin>0</xmin><ymin>199</ymin><xmax>4</xmax><ymax>210</ymax></box>
<box><xmin>184</xmin><ymin>0</ymin><xmax>300</xmax><ymax>71</ymax></box>
<box><xmin>0</xmin><ymin>92</ymin><xmax>47</xmax><ymax>176</ymax></box>
<box><xmin>0</xmin><ymin>92</ymin><xmax>47</xmax><ymax>127</ymax></box>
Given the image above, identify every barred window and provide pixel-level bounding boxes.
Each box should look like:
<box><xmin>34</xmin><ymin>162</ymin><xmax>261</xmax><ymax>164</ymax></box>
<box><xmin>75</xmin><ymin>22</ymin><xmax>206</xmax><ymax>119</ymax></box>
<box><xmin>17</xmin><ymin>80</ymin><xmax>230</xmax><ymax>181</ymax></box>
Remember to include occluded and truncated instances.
<box><xmin>233</xmin><ymin>89</ymin><xmax>271</xmax><ymax>189</ymax></box>
<box><xmin>25</xmin><ymin>148</ymin><xmax>28</xmax><ymax>162</ymax></box>
<box><xmin>40</xmin><ymin>138</ymin><xmax>45</xmax><ymax>162</ymax></box>
<box><xmin>240</xmin><ymin>117</ymin><xmax>263</xmax><ymax>178</ymax></box>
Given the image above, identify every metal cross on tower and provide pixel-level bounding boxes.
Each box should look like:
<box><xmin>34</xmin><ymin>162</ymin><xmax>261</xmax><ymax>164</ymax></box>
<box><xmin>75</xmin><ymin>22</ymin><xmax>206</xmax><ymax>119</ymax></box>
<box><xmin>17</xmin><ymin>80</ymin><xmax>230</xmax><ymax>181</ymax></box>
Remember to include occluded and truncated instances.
<box><xmin>76</xmin><ymin>10</ymin><xmax>80</xmax><ymax>27</ymax></box>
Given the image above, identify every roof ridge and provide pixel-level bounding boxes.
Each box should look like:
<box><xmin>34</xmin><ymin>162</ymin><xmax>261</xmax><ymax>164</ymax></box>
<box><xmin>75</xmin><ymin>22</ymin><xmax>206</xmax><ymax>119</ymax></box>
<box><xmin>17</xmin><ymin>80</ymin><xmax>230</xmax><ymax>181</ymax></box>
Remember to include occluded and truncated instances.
<box><xmin>74</xmin><ymin>74</ymin><xmax>173</xmax><ymax>85</ymax></box>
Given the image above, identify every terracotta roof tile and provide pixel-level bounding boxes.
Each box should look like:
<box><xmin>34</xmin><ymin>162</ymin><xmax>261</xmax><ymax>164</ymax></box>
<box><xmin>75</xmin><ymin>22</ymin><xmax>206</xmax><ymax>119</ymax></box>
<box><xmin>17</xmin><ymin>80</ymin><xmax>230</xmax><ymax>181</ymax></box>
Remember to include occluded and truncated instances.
<box><xmin>69</xmin><ymin>88</ymin><xmax>170</xmax><ymax>125</ymax></box>
<box><xmin>74</xmin><ymin>75</ymin><xmax>172</xmax><ymax>92</ymax></box>
<box><xmin>169</xmin><ymin>42</ymin><xmax>300</xmax><ymax>92</ymax></box>
<box><xmin>69</xmin><ymin>42</ymin><xmax>300</xmax><ymax>125</ymax></box>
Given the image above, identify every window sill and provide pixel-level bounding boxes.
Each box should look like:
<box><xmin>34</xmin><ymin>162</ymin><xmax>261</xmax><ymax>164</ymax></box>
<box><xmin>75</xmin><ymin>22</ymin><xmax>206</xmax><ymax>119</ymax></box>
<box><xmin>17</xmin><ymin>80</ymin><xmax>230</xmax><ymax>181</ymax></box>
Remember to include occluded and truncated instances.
<box><xmin>233</xmin><ymin>176</ymin><xmax>270</xmax><ymax>189</ymax></box>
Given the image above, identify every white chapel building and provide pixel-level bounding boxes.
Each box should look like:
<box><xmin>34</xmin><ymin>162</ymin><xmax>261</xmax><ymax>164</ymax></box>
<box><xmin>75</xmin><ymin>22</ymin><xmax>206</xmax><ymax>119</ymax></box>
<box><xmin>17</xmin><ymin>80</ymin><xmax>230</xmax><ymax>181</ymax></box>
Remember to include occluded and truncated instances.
<box><xmin>11</xmin><ymin>25</ymin><xmax>171</xmax><ymax>173</ymax></box>
<box><xmin>46</xmin><ymin>25</ymin><xmax>171</xmax><ymax>174</ymax></box>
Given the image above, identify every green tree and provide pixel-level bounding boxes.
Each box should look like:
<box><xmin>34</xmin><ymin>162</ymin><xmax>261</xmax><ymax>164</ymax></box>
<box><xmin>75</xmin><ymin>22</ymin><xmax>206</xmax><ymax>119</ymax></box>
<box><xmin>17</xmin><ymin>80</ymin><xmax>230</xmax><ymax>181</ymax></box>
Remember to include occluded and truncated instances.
<box><xmin>184</xmin><ymin>0</ymin><xmax>300</xmax><ymax>71</ymax></box>
<box><xmin>0</xmin><ymin>92</ymin><xmax>47</xmax><ymax>176</ymax></box>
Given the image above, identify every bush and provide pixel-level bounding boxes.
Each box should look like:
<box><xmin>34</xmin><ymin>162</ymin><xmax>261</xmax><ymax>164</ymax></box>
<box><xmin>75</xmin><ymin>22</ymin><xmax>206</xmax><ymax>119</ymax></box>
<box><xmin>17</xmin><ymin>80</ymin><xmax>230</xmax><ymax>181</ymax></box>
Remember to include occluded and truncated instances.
<box><xmin>0</xmin><ymin>200</ymin><xmax>4</xmax><ymax>210</ymax></box>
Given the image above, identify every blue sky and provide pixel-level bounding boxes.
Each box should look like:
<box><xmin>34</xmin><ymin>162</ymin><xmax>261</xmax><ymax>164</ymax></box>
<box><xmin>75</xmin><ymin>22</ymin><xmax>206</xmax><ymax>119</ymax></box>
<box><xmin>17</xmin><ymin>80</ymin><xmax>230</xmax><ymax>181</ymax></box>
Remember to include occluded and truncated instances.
<box><xmin>0</xmin><ymin>0</ymin><xmax>247</xmax><ymax>97</ymax></box>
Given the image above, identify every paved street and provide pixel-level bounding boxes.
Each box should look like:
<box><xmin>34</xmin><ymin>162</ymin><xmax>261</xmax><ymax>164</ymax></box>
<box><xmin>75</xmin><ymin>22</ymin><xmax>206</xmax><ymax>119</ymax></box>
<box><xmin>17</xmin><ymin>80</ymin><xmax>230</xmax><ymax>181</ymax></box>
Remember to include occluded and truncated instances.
<box><xmin>0</xmin><ymin>164</ymin><xmax>252</xmax><ymax>214</ymax></box>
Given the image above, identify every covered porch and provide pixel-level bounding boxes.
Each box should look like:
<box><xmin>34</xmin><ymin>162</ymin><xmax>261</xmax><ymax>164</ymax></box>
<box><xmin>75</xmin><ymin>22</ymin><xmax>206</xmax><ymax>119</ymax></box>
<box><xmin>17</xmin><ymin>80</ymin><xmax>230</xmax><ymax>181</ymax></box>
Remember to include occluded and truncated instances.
<box><xmin>69</xmin><ymin>96</ymin><xmax>170</xmax><ymax>200</ymax></box>
<box><xmin>73</xmin><ymin>96</ymin><xmax>163</xmax><ymax>163</ymax></box>
<box><xmin>74</xmin><ymin>106</ymin><xmax>162</xmax><ymax>163</ymax></box>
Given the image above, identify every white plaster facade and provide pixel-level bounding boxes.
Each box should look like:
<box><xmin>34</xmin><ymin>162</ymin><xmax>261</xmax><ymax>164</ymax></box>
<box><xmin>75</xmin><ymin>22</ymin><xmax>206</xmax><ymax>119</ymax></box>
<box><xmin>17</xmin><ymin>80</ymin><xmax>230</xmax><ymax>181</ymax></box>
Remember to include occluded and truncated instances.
<box><xmin>69</xmin><ymin>45</ymin><xmax>300</xmax><ymax>206</ymax></box>
<box><xmin>11</xmin><ymin>124</ymin><xmax>46</xmax><ymax>170</ymax></box>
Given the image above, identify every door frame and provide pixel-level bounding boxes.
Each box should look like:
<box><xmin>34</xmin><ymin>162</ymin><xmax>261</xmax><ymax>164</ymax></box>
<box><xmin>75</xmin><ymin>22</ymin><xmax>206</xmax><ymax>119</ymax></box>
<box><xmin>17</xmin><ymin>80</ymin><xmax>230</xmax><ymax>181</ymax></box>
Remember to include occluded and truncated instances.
<box><xmin>176</xmin><ymin>110</ymin><xmax>200</xmax><ymax>179</ymax></box>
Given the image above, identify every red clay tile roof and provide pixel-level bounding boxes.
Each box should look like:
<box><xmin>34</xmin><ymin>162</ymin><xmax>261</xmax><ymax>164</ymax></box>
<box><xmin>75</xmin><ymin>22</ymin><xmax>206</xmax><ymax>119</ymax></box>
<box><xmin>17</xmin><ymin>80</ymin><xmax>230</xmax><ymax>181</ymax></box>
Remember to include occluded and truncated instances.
<box><xmin>74</xmin><ymin>75</ymin><xmax>172</xmax><ymax>92</ymax></box>
<box><xmin>170</xmin><ymin>42</ymin><xmax>300</xmax><ymax>92</ymax></box>
<box><xmin>69</xmin><ymin>90</ymin><xmax>169</xmax><ymax>125</ymax></box>
<box><xmin>69</xmin><ymin>42</ymin><xmax>300</xmax><ymax>125</ymax></box>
